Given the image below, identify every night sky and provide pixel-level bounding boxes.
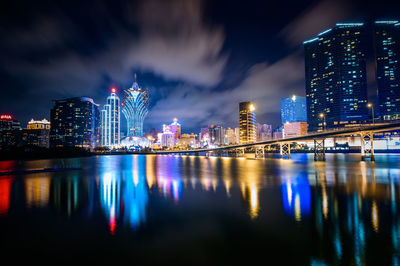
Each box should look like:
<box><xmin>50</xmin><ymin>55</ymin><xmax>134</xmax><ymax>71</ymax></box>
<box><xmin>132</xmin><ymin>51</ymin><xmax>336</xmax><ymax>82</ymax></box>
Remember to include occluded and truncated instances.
<box><xmin>0</xmin><ymin>0</ymin><xmax>399</xmax><ymax>133</ymax></box>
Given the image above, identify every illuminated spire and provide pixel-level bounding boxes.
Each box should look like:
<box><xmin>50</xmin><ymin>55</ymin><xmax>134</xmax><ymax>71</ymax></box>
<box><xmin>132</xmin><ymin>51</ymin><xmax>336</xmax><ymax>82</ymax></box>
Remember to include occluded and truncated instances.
<box><xmin>132</xmin><ymin>73</ymin><xmax>139</xmax><ymax>90</ymax></box>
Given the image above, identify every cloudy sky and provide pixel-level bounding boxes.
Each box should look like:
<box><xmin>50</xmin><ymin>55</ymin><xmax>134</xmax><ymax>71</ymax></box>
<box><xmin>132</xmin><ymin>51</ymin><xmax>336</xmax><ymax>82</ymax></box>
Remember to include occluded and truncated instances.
<box><xmin>0</xmin><ymin>0</ymin><xmax>399</xmax><ymax>133</ymax></box>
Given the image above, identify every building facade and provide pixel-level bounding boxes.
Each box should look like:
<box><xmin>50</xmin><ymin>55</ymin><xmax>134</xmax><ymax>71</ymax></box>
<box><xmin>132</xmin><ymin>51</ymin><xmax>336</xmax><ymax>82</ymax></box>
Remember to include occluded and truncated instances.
<box><xmin>239</xmin><ymin>102</ymin><xmax>256</xmax><ymax>143</ymax></box>
<box><xmin>23</xmin><ymin>119</ymin><xmax>51</xmax><ymax>147</ymax></box>
<box><xmin>121</xmin><ymin>75</ymin><xmax>149</xmax><ymax>137</ymax></box>
<box><xmin>281</xmin><ymin>95</ymin><xmax>307</xmax><ymax>124</ymax></box>
<box><xmin>283</xmin><ymin>122</ymin><xmax>309</xmax><ymax>138</ymax></box>
<box><xmin>101</xmin><ymin>88</ymin><xmax>120</xmax><ymax>148</ymax></box>
<box><xmin>225</xmin><ymin>127</ymin><xmax>238</xmax><ymax>145</ymax></box>
<box><xmin>50</xmin><ymin>97</ymin><xmax>100</xmax><ymax>149</ymax></box>
<box><xmin>374</xmin><ymin>21</ymin><xmax>400</xmax><ymax>120</ymax></box>
<box><xmin>256</xmin><ymin>123</ymin><xmax>273</xmax><ymax>141</ymax></box>
<box><xmin>304</xmin><ymin>23</ymin><xmax>369</xmax><ymax>131</ymax></box>
<box><xmin>169</xmin><ymin>118</ymin><xmax>181</xmax><ymax>139</ymax></box>
<box><xmin>0</xmin><ymin>115</ymin><xmax>22</xmax><ymax>148</ymax></box>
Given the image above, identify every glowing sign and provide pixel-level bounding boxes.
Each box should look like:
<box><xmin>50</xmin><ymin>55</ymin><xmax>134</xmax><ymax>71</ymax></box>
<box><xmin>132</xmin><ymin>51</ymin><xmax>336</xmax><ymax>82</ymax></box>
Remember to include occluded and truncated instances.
<box><xmin>111</xmin><ymin>88</ymin><xmax>116</xmax><ymax>93</ymax></box>
<box><xmin>0</xmin><ymin>115</ymin><xmax>12</xmax><ymax>120</ymax></box>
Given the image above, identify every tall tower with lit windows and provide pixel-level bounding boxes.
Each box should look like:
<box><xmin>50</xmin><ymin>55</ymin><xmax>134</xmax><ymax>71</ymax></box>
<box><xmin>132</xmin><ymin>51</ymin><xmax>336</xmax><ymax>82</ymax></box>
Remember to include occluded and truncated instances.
<box><xmin>239</xmin><ymin>101</ymin><xmax>256</xmax><ymax>144</ymax></box>
<box><xmin>304</xmin><ymin>23</ymin><xmax>368</xmax><ymax>131</ymax></box>
<box><xmin>121</xmin><ymin>74</ymin><xmax>149</xmax><ymax>137</ymax></box>
<box><xmin>374</xmin><ymin>20</ymin><xmax>400</xmax><ymax>120</ymax></box>
<box><xmin>101</xmin><ymin>88</ymin><xmax>120</xmax><ymax>147</ymax></box>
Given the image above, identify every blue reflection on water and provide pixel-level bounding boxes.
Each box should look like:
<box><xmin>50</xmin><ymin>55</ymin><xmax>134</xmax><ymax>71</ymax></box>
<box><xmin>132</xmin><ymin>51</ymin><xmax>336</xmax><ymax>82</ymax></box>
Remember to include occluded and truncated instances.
<box><xmin>281</xmin><ymin>174</ymin><xmax>311</xmax><ymax>221</ymax></box>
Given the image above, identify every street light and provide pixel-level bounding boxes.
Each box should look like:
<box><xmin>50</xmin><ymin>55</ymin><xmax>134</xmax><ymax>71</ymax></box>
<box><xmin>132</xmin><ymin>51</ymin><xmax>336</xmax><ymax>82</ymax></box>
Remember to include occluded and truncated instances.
<box><xmin>319</xmin><ymin>113</ymin><xmax>326</xmax><ymax>131</ymax></box>
<box><xmin>367</xmin><ymin>103</ymin><xmax>375</xmax><ymax>125</ymax></box>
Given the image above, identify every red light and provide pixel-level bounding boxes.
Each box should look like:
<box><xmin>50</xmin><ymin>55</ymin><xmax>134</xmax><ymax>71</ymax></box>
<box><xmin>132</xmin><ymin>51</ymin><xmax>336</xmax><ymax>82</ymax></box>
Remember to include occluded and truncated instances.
<box><xmin>0</xmin><ymin>115</ymin><xmax>12</xmax><ymax>120</ymax></box>
<box><xmin>111</xmin><ymin>88</ymin><xmax>116</xmax><ymax>93</ymax></box>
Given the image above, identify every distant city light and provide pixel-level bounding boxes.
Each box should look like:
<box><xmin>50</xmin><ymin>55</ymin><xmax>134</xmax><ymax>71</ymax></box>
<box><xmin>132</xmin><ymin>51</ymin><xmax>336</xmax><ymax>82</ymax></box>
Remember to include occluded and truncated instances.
<box><xmin>292</xmin><ymin>95</ymin><xmax>296</xmax><ymax>101</ymax></box>
<box><xmin>111</xmin><ymin>87</ymin><xmax>116</xmax><ymax>93</ymax></box>
<box><xmin>250</xmin><ymin>104</ymin><xmax>255</xmax><ymax>112</ymax></box>
<box><xmin>0</xmin><ymin>115</ymin><xmax>12</xmax><ymax>120</ymax></box>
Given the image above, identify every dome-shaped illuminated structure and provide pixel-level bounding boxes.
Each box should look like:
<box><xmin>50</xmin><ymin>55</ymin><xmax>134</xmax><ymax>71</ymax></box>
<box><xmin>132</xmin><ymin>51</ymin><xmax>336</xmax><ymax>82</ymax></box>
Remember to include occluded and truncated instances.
<box><xmin>122</xmin><ymin>74</ymin><xmax>149</xmax><ymax>137</ymax></box>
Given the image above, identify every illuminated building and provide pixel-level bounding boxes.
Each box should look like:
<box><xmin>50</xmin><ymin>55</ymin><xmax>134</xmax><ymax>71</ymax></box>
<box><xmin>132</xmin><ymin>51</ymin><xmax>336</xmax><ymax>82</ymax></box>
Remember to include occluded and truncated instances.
<box><xmin>50</xmin><ymin>97</ymin><xmax>100</xmax><ymax>149</ymax></box>
<box><xmin>121</xmin><ymin>74</ymin><xmax>149</xmax><ymax>137</ymax></box>
<box><xmin>225</xmin><ymin>127</ymin><xmax>238</xmax><ymax>145</ymax></box>
<box><xmin>23</xmin><ymin>118</ymin><xmax>51</xmax><ymax>148</ymax></box>
<box><xmin>374</xmin><ymin>21</ymin><xmax>400</xmax><ymax>120</ymax></box>
<box><xmin>208</xmin><ymin>125</ymin><xmax>225</xmax><ymax>145</ymax></box>
<box><xmin>0</xmin><ymin>115</ymin><xmax>22</xmax><ymax>147</ymax></box>
<box><xmin>304</xmin><ymin>23</ymin><xmax>368</xmax><ymax>131</ymax></box>
<box><xmin>273</xmin><ymin>128</ymin><xmax>283</xmax><ymax>139</ymax></box>
<box><xmin>234</xmin><ymin>127</ymin><xmax>240</xmax><ymax>143</ymax></box>
<box><xmin>177</xmin><ymin>133</ymin><xmax>197</xmax><ymax>148</ymax></box>
<box><xmin>101</xmin><ymin>88</ymin><xmax>120</xmax><ymax>147</ymax></box>
<box><xmin>283</xmin><ymin>122</ymin><xmax>309</xmax><ymax>138</ymax></box>
<box><xmin>161</xmin><ymin>125</ymin><xmax>175</xmax><ymax>148</ymax></box>
<box><xmin>0</xmin><ymin>115</ymin><xmax>21</xmax><ymax>131</ymax></box>
<box><xmin>26</xmin><ymin>119</ymin><xmax>50</xmax><ymax>130</ymax></box>
<box><xmin>200</xmin><ymin>127</ymin><xmax>210</xmax><ymax>145</ymax></box>
<box><xmin>169</xmin><ymin>118</ymin><xmax>181</xmax><ymax>139</ymax></box>
<box><xmin>239</xmin><ymin>101</ymin><xmax>256</xmax><ymax>143</ymax></box>
<box><xmin>281</xmin><ymin>95</ymin><xmax>307</xmax><ymax>123</ymax></box>
<box><xmin>256</xmin><ymin>123</ymin><xmax>272</xmax><ymax>141</ymax></box>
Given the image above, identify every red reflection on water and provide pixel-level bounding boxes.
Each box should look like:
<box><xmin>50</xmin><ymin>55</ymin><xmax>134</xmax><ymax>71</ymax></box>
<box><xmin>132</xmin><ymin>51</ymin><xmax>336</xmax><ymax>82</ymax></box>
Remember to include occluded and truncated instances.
<box><xmin>110</xmin><ymin>213</ymin><xmax>116</xmax><ymax>235</ymax></box>
<box><xmin>0</xmin><ymin>161</ymin><xmax>16</xmax><ymax>172</ymax></box>
<box><xmin>0</xmin><ymin>178</ymin><xmax>12</xmax><ymax>215</ymax></box>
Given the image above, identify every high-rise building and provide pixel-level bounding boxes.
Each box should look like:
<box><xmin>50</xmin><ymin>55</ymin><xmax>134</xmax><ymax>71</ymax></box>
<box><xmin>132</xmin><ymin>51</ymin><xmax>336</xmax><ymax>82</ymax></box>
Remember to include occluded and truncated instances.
<box><xmin>374</xmin><ymin>21</ymin><xmax>400</xmax><ymax>120</ymax></box>
<box><xmin>0</xmin><ymin>115</ymin><xmax>22</xmax><ymax>148</ymax></box>
<box><xmin>256</xmin><ymin>123</ymin><xmax>273</xmax><ymax>141</ymax></box>
<box><xmin>281</xmin><ymin>95</ymin><xmax>307</xmax><ymax>124</ymax></box>
<box><xmin>225</xmin><ymin>127</ymin><xmax>237</xmax><ymax>145</ymax></box>
<box><xmin>101</xmin><ymin>88</ymin><xmax>120</xmax><ymax>147</ymax></box>
<box><xmin>23</xmin><ymin>119</ymin><xmax>51</xmax><ymax>148</ymax></box>
<box><xmin>122</xmin><ymin>74</ymin><xmax>149</xmax><ymax>137</ymax></box>
<box><xmin>0</xmin><ymin>115</ymin><xmax>21</xmax><ymax>131</ymax></box>
<box><xmin>304</xmin><ymin>23</ymin><xmax>369</xmax><ymax>131</ymax></box>
<box><xmin>169</xmin><ymin>118</ymin><xmax>181</xmax><ymax>139</ymax></box>
<box><xmin>177</xmin><ymin>133</ymin><xmax>197</xmax><ymax>148</ymax></box>
<box><xmin>239</xmin><ymin>102</ymin><xmax>256</xmax><ymax>143</ymax></box>
<box><xmin>50</xmin><ymin>97</ymin><xmax>100</xmax><ymax>149</ymax></box>
<box><xmin>161</xmin><ymin>125</ymin><xmax>175</xmax><ymax>148</ymax></box>
<box><xmin>283</xmin><ymin>122</ymin><xmax>309</xmax><ymax>138</ymax></box>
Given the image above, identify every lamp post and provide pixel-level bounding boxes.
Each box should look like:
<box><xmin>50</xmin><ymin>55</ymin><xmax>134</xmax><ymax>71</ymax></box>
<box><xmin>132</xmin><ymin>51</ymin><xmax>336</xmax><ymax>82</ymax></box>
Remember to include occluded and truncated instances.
<box><xmin>367</xmin><ymin>103</ymin><xmax>375</xmax><ymax>125</ymax></box>
<box><xmin>319</xmin><ymin>113</ymin><xmax>326</xmax><ymax>131</ymax></box>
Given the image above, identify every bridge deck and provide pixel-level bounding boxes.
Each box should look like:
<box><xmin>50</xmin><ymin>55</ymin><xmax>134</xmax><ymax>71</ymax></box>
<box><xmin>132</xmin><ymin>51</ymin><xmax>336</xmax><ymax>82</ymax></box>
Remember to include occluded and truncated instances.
<box><xmin>155</xmin><ymin>122</ymin><xmax>400</xmax><ymax>154</ymax></box>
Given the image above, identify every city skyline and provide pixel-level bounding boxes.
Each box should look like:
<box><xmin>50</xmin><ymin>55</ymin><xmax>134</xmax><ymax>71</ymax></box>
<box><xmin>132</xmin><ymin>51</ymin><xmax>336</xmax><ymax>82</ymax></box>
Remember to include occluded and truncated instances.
<box><xmin>1</xmin><ymin>0</ymin><xmax>399</xmax><ymax>132</ymax></box>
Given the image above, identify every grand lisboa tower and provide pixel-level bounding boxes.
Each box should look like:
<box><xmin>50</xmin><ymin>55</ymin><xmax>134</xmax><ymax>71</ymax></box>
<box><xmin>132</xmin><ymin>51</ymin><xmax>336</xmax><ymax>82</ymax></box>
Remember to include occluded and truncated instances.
<box><xmin>121</xmin><ymin>74</ymin><xmax>150</xmax><ymax>148</ymax></box>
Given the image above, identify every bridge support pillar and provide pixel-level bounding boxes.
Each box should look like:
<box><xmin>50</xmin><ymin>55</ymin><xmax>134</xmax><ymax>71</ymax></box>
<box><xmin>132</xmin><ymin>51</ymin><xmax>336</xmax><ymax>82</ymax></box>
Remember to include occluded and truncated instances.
<box><xmin>314</xmin><ymin>139</ymin><xmax>325</xmax><ymax>161</ymax></box>
<box><xmin>235</xmin><ymin>148</ymin><xmax>245</xmax><ymax>158</ymax></box>
<box><xmin>361</xmin><ymin>131</ymin><xmax>375</xmax><ymax>161</ymax></box>
<box><xmin>279</xmin><ymin>142</ymin><xmax>290</xmax><ymax>159</ymax></box>
<box><xmin>255</xmin><ymin>146</ymin><xmax>265</xmax><ymax>159</ymax></box>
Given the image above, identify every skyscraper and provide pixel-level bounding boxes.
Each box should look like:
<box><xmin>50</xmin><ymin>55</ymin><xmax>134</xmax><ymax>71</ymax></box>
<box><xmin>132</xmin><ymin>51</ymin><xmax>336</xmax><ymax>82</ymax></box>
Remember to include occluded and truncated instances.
<box><xmin>304</xmin><ymin>23</ymin><xmax>369</xmax><ymax>131</ymax></box>
<box><xmin>101</xmin><ymin>88</ymin><xmax>120</xmax><ymax>147</ymax></box>
<box><xmin>50</xmin><ymin>97</ymin><xmax>100</xmax><ymax>148</ymax></box>
<box><xmin>374</xmin><ymin>21</ymin><xmax>400</xmax><ymax>120</ymax></box>
<box><xmin>281</xmin><ymin>95</ymin><xmax>307</xmax><ymax>124</ymax></box>
<box><xmin>169</xmin><ymin>118</ymin><xmax>181</xmax><ymax>139</ymax></box>
<box><xmin>122</xmin><ymin>75</ymin><xmax>149</xmax><ymax>137</ymax></box>
<box><xmin>239</xmin><ymin>102</ymin><xmax>256</xmax><ymax>143</ymax></box>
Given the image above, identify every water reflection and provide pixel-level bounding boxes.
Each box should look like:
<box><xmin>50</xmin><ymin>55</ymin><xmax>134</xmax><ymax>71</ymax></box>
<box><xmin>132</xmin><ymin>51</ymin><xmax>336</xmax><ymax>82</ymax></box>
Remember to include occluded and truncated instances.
<box><xmin>1</xmin><ymin>154</ymin><xmax>400</xmax><ymax>264</ymax></box>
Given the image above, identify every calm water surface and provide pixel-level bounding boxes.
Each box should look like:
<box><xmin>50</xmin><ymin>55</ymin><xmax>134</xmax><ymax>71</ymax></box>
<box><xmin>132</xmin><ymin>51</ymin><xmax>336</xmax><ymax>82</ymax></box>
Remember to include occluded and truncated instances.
<box><xmin>1</xmin><ymin>154</ymin><xmax>400</xmax><ymax>265</ymax></box>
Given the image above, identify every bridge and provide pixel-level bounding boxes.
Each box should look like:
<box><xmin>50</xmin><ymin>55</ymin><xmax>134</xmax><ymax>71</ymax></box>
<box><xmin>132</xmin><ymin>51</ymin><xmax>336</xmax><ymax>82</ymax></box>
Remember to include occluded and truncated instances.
<box><xmin>155</xmin><ymin>121</ymin><xmax>400</xmax><ymax>161</ymax></box>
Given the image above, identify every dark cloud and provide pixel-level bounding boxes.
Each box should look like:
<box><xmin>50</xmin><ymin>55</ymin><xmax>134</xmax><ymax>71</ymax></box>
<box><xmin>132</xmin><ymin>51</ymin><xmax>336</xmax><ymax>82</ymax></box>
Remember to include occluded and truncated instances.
<box><xmin>280</xmin><ymin>0</ymin><xmax>354</xmax><ymax>46</ymax></box>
